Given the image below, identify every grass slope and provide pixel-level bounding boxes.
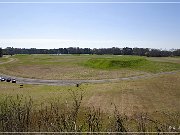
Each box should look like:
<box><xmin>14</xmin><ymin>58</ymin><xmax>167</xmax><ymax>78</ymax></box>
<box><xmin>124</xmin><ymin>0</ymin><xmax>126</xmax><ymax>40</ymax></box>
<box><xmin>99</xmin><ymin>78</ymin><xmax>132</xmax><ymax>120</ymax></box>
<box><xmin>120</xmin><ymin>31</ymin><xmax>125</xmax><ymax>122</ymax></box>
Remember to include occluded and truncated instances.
<box><xmin>84</xmin><ymin>56</ymin><xmax>180</xmax><ymax>72</ymax></box>
<box><xmin>84</xmin><ymin>56</ymin><xmax>147</xmax><ymax>69</ymax></box>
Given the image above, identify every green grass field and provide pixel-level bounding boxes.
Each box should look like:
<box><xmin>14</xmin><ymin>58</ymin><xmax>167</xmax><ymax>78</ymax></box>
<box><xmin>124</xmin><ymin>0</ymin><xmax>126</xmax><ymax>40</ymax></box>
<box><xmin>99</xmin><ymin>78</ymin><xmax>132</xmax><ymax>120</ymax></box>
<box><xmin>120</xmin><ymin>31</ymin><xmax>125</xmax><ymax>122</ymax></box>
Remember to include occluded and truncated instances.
<box><xmin>84</xmin><ymin>56</ymin><xmax>180</xmax><ymax>72</ymax></box>
<box><xmin>0</xmin><ymin>54</ymin><xmax>179</xmax><ymax>80</ymax></box>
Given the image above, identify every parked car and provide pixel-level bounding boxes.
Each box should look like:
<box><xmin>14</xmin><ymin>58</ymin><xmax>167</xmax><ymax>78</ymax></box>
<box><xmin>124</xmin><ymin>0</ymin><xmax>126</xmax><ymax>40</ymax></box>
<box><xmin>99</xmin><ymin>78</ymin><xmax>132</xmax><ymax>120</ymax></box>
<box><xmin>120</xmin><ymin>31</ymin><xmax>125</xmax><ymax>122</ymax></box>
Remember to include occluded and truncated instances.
<box><xmin>12</xmin><ymin>79</ymin><xmax>16</xmax><ymax>83</ymax></box>
<box><xmin>1</xmin><ymin>77</ymin><xmax>6</xmax><ymax>82</ymax></box>
<box><xmin>6</xmin><ymin>78</ymin><xmax>11</xmax><ymax>82</ymax></box>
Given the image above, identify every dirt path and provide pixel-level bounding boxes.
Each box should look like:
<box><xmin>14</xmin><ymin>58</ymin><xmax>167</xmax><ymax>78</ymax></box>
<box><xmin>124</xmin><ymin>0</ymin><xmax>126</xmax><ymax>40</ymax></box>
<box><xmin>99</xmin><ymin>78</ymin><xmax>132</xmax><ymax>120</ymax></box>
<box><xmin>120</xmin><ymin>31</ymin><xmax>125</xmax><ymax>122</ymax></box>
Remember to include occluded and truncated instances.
<box><xmin>0</xmin><ymin>56</ymin><xmax>17</xmax><ymax>65</ymax></box>
<box><xmin>1</xmin><ymin>70</ymin><xmax>179</xmax><ymax>86</ymax></box>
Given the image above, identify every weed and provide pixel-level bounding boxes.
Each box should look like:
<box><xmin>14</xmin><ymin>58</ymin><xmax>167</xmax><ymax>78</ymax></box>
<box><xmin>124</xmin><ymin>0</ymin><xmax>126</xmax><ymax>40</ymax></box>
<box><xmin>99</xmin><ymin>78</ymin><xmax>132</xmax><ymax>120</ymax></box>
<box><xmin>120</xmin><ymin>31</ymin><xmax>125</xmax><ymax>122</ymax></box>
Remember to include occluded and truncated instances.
<box><xmin>0</xmin><ymin>94</ymin><xmax>179</xmax><ymax>133</ymax></box>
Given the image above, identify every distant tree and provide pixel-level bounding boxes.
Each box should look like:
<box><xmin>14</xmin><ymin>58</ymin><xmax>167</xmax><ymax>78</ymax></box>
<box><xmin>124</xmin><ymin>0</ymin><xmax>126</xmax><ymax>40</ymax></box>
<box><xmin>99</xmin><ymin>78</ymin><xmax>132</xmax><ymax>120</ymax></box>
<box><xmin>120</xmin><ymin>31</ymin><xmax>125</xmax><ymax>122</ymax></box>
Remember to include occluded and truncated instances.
<box><xmin>63</xmin><ymin>48</ymin><xmax>68</xmax><ymax>54</ymax></box>
<box><xmin>122</xmin><ymin>47</ymin><xmax>133</xmax><ymax>55</ymax></box>
<box><xmin>133</xmin><ymin>48</ymin><xmax>149</xmax><ymax>56</ymax></box>
<box><xmin>145</xmin><ymin>49</ymin><xmax>162</xmax><ymax>57</ymax></box>
<box><xmin>111</xmin><ymin>47</ymin><xmax>122</xmax><ymax>55</ymax></box>
<box><xmin>76</xmin><ymin>47</ymin><xmax>81</xmax><ymax>54</ymax></box>
<box><xmin>0</xmin><ymin>48</ymin><xmax>3</xmax><ymax>57</ymax></box>
<box><xmin>144</xmin><ymin>49</ymin><xmax>173</xmax><ymax>57</ymax></box>
<box><xmin>5</xmin><ymin>47</ymin><xmax>15</xmax><ymax>56</ymax></box>
<box><xmin>173</xmin><ymin>49</ymin><xmax>180</xmax><ymax>56</ymax></box>
<box><xmin>68</xmin><ymin>47</ymin><xmax>76</xmax><ymax>54</ymax></box>
<box><xmin>160</xmin><ymin>50</ymin><xmax>172</xmax><ymax>57</ymax></box>
<box><xmin>58</xmin><ymin>48</ymin><xmax>64</xmax><ymax>54</ymax></box>
<box><xmin>83</xmin><ymin>48</ymin><xmax>91</xmax><ymax>54</ymax></box>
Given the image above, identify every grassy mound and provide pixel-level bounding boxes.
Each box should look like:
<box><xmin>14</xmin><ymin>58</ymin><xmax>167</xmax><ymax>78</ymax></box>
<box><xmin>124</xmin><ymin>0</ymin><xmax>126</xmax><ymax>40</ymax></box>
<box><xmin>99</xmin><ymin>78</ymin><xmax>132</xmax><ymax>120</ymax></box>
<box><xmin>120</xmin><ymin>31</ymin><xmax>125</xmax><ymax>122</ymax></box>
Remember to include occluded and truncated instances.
<box><xmin>84</xmin><ymin>56</ymin><xmax>180</xmax><ymax>72</ymax></box>
<box><xmin>84</xmin><ymin>56</ymin><xmax>147</xmax><ymax>69</ymax></box>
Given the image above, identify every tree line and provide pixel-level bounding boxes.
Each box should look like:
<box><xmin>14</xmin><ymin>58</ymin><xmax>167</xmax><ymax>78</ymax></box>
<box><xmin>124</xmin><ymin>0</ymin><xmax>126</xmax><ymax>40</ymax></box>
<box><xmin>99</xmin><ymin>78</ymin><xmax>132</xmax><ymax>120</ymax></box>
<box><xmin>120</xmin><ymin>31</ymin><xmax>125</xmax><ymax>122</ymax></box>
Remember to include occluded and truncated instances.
<box><xmin>0</xmin><ymin>48</ymin><xmax>3</xmax><ymax>57</ymax></box>
<box><xmin>1</xmin><ymin>47</ymin><xmax>180</xmax><ymax>57</ymax></box>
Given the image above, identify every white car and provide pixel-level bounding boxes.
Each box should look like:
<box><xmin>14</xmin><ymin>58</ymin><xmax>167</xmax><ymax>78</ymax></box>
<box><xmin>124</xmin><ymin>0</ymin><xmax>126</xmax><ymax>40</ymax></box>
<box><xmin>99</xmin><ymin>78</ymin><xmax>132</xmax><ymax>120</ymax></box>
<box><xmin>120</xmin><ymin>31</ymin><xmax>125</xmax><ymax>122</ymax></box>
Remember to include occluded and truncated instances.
<box><xmin>12</xmin><ymin>79</ymin><xmax>16</xmax><ymax>83</ymax></box>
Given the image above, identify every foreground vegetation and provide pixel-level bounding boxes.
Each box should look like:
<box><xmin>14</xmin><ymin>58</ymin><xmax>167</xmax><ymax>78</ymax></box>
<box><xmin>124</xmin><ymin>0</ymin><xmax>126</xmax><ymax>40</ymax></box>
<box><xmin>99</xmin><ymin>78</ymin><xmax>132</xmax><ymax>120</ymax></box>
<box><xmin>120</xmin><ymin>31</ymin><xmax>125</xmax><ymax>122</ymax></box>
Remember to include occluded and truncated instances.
<box><xmin>0</xmin><ymin>94</ymin><xmax>179</xmax><ymax>132</ymax></box>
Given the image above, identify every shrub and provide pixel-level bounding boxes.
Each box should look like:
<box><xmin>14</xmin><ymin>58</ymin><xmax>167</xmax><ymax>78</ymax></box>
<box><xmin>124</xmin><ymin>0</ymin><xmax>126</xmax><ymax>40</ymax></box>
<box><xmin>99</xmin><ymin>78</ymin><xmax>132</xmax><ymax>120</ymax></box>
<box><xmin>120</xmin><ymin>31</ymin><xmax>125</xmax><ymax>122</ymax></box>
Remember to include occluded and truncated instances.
<box><xmin>0</xmin><ymin>94</ymin><xmax>179</xmax><ymax>133</ymax></box>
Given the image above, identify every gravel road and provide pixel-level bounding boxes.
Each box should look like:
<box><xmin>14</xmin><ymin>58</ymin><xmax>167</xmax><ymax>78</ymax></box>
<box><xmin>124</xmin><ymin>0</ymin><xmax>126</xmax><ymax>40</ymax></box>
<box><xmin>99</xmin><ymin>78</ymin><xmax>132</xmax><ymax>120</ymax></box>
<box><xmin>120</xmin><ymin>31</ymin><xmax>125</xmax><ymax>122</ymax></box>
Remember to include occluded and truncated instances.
<box><xmin>1</xmin><ymin>70</ymin><xmax>179</xmax><ymax>86</ymax></box>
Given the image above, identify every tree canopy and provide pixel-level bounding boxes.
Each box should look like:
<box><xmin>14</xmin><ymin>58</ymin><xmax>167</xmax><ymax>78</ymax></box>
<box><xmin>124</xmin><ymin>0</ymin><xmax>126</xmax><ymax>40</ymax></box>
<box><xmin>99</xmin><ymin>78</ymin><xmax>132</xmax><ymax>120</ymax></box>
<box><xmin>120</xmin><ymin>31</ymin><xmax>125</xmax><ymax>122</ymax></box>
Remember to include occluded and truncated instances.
<box><xmin>0</xmin><ymin>48</ymin><xmax>3</xmax><ymax>57</ymax></box>
<box><xmin>2</xmin><ymin>47</ymin><xmax>180</xmax><ymax>57</ymax></box>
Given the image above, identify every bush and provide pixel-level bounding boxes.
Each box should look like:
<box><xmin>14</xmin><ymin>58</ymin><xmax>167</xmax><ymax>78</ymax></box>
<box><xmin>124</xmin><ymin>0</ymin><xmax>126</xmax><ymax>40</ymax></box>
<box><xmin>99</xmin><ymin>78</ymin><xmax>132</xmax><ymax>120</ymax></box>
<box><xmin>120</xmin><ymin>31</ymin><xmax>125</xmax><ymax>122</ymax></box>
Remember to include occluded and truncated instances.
<box><xmin>0</xmin><ymin>94</ymin><xmax>179</xmax><ymax>133</ymax></box>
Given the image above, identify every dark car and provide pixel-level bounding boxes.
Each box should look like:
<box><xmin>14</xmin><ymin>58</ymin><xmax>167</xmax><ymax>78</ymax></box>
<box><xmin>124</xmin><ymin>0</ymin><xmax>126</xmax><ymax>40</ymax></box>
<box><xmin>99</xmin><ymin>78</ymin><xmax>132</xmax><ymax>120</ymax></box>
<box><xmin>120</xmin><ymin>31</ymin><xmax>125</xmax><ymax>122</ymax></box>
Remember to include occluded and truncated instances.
<box><xmin>6</xmin><ymin>78</ymin><xmax>11</xmax><ymax>82</ymax></box>
<box><xmin>1</xmin><ymin>77</ymin><xmax>6</xmax><ymax>82</ymax></box>
<box><xmin>12</xmin><ymin>79</ymin><xmax>16</xmax><ymax>83</ymax></box>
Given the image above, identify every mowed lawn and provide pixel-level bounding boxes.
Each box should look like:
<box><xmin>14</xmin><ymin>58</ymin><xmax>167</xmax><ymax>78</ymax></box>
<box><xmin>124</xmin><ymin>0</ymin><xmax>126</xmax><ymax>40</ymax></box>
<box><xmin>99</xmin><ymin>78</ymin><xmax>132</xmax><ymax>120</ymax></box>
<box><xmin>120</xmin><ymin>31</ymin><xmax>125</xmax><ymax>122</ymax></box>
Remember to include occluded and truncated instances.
<box><xmin>0</xmin><ymin>54</ymin><xmax>179</xmax><ymax>80</ymax></box>
<box><xmin>0</xmin><ymin>72</ymin><xmax>179</xmax><ymax>116</ymax></box>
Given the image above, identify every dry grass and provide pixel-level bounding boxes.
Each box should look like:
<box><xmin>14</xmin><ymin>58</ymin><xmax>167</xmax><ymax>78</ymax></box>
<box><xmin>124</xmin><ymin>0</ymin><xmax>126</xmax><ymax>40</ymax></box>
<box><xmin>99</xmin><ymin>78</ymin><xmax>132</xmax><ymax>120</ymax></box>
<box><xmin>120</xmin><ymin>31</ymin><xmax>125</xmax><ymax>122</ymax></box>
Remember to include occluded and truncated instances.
<box><xmin>147</xmin><ymin>57</ymin><xmax>180</xmax><ymax>64</ymax></box>
<box><xmin>0</xmin><ymin>57</ymin><xmax>9</xmax><ymax>63</ymax></box>
<box><xmin>0</xmin><ymin>92</ymin><xmax>179</xmax><ymax>132</ymax></box>
<box><xmin>9</xmin><ymin>65</ymin><xmax>145</xmax><ymax>80</ymax></box>
<box><xmin>83</xmin><ymin>72</ymin><xmax>180</xmax><ymax>116</ymax></box>
<box><xmin>0</xmin><ymin>72</ymin><xmax>179</xmax><ymax>117</ymax></box>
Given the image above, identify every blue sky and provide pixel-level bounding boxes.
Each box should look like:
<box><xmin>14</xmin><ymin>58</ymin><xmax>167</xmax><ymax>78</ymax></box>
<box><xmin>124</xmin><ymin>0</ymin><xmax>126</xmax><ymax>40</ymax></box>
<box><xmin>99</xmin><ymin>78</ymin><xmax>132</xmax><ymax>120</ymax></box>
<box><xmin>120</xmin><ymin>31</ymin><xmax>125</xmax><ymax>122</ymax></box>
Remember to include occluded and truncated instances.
<box><xmin>0</xmin><ymin>0</ymin><xmax>180</xmax><ymax>49</ymax></box>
